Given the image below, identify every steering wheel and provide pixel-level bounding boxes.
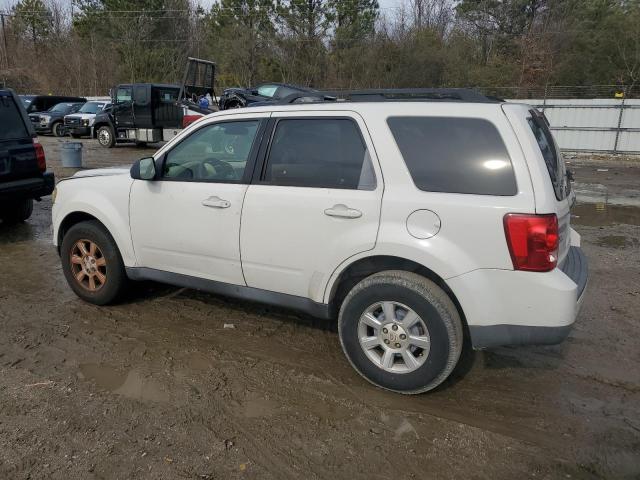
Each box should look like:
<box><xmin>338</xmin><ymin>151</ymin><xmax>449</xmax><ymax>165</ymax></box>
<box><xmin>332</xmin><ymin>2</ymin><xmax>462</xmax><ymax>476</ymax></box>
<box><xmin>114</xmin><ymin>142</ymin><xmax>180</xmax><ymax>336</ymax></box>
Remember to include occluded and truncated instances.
<box><xmin>200</xmin><ymin>158</ymin><xmax>236</xmax><ymax>180</ymax></box>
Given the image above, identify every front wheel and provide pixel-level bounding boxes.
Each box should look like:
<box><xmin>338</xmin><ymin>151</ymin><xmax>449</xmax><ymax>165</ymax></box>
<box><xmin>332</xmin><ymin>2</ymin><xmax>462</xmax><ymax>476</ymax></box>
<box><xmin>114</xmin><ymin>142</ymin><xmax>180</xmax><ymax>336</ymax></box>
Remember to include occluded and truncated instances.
<box><xmin>338</xmin><ymin>271</ymin><xmax>463</xmax><ymax>394</ymax></box>
<box><xmin>61</xmin><ymin>220</ymin><xmax>127</xmax><ymax>305</ymax></box>
<box><xmin>52</xmin><ymin>122</ymin><xmax>65</xmax><ymax>137</ymax></box>
<box><xmin>97</xmin><ymin>126</ymin><xmax>115</xmax><ymax>148</ymax></box>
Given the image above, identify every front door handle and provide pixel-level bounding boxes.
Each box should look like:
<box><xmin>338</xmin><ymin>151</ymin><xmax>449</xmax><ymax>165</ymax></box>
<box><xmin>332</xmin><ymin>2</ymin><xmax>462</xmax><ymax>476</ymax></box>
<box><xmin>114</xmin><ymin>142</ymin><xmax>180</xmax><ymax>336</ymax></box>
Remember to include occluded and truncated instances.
<box><xmin>324</xmin><ymin>204</ymin><xmax>362</xmax><ymax>219</ymax></box>
<box><xmin>202</xmin><ymin>196</ymin><xmax>231</xmax><ymax>209</ymax></box>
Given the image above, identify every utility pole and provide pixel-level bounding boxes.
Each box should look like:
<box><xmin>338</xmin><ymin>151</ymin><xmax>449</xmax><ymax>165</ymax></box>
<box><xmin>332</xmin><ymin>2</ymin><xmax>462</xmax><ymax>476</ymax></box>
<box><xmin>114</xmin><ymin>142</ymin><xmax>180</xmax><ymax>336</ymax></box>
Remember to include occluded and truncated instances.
<box><xmin>1</xmin><ymin>13</ymin><xmax>9</xmax><ymax>69</ymax></box>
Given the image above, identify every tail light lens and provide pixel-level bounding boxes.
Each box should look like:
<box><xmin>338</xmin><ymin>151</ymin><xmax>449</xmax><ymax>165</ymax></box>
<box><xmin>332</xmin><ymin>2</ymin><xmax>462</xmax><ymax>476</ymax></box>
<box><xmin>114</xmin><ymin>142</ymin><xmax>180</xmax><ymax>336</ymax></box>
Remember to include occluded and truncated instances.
<box><xmin>182</xmin><ymin>114</ymin><xmax>203</xmax><ymax>128</ymax></box>
<box><xmin>503</xmin><ymin>213</ymin><xmax>559</xmax><ymax>272</ymax></box>
<box><xmin>33</xmin><ymin>138</ymin><xmax>46</xmax><ymax>172</ymax></box>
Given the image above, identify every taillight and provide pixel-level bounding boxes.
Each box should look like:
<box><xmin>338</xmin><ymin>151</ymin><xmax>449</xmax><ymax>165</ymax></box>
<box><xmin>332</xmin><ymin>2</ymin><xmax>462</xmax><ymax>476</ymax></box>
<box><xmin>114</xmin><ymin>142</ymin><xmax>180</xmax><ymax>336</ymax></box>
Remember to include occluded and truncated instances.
<box><xmin>182</xmin><ymin>114</ymin><xmax>202</xmax><ymax>128</ymax></box>
<box><xmin>33</xmin><ymin>138</ymin><xmax>46</xmax><ymax>172</ymax></box>
<box><xmin>503</xmin><ymin>213</ymin><xmax>558</xmax><ymax>272</ymax></box>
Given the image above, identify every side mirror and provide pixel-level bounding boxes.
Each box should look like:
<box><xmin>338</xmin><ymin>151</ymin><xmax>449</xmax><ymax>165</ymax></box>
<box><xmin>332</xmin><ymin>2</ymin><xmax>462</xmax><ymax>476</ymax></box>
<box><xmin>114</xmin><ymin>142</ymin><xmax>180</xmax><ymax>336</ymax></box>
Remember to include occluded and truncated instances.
<box><xmin>131</xmin><ymin>157</ymin><xmax>157</xmax><ymax>180</ymax></box>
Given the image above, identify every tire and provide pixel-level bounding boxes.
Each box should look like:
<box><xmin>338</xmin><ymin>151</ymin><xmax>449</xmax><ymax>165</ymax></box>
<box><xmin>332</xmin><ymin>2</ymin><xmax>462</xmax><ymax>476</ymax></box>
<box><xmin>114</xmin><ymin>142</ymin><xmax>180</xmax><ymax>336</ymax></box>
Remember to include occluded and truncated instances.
<box><xmin>52</xmin><ymin>122</ymin><xmax>65</xmax><ymax>137</ymax></box>
<box><xmin>338</xmin><ymin>270</ymin><xmax>463</xmax><ymax>394</ymax></box>
<box><xmin>60</xmin><ymin>220</ymin><xmax>127</xmax><ymax>305</ymax></box>
<box><xmin>97</xmin><ymin>125</ymin><xmax>115</xmax><ymax>148</ymax></box>
<box><xmin>0</xmin><ymin>198</ymin><xmax>33</xmax><ymax>224</ymax></box>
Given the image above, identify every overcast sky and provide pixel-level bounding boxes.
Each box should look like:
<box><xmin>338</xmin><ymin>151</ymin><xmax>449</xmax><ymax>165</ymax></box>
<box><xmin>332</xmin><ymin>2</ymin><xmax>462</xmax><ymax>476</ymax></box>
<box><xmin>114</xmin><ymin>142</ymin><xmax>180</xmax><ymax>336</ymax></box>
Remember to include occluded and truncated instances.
<box><xmin>0</xmin><ymin>0</ymin><xmax>404</xmax><ymax>13</ymax></box>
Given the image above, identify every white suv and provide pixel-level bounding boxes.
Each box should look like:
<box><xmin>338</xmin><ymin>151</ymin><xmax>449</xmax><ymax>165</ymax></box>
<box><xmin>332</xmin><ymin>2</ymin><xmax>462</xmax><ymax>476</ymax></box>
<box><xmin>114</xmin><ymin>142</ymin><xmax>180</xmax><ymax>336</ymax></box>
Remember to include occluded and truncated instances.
<box><xmin>52</xmin><ymin>90</ymin><xmax>588</xmax><ymax>394</ymax></box>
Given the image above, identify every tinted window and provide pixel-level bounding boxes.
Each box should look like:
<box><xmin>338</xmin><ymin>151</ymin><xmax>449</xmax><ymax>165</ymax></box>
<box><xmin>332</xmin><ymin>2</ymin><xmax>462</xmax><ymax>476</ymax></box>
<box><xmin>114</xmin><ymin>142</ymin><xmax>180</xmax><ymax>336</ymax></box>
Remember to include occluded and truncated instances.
<box><xmin>158</xmin><ymin>89</ymin><xmax>178</xmax><ymax>103</ymax></box>
<box><xmin>134</xmin><ymin>86</ymin><xmax>149</xmax><ymax>105</ymax></box>
<box><xmin>116</xmin><ymin>87</ymin><xmax>132</xmax><ymax>102</ymax></box>
<box><xmin>527</xmin><ymin>113</ymin><xmax>567</xmax><ymax>200</ymax></box>
<box><xmin>263</xmin><ymin>118</ymin><xmax>375</xmax><ymax>190</ymax></box>
<box><xmin>275</xmin><ymin>86</ymin><xmax>303</xmax><ymax>99</ymax></box>
<box><xmin>0</xmin><ymin>95</ymin><xmax>29</xmax><ymax>140</ymax></box>
<box><xmin>387</xmin><ymin>117</ymin><xmax>517</xmax><ymax>195</ymax></box>
<box><xmin>163</xmin><ymin>120</ymin><xmax>259</xmax><ymax>182</ymax></box>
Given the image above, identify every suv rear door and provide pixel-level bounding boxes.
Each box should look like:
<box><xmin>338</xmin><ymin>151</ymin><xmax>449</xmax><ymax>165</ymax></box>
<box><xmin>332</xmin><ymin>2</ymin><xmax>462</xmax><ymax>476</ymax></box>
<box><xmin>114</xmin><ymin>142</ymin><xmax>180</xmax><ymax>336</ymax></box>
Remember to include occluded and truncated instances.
<box><xmin>0</xmin><ymin>90</ymin><xmax>38</xmax><ymax>183</ymax></box>
<box><xmin>240</xmin><ymin>111</ymin><xmax>383</xmax><ymax>302</ymax></box>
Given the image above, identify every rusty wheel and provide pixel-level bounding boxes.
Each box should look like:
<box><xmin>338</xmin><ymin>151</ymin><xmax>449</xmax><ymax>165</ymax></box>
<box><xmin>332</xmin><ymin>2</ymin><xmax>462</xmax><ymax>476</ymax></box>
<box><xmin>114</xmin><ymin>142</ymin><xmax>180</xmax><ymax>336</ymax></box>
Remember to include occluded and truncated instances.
<box><xmin>70</xmin><ymin>239</ymin><xmax>107</xmax><ymax>291</ymax></box>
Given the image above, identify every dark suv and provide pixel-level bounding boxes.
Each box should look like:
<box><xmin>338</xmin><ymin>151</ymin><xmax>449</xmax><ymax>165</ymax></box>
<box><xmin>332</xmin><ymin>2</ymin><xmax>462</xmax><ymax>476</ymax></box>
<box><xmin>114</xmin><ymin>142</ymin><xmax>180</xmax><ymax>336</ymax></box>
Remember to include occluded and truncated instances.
<box><xmin>0</xmin><ymin>89</ymin><xmax>54</xmax><ymax>223</ymax></box>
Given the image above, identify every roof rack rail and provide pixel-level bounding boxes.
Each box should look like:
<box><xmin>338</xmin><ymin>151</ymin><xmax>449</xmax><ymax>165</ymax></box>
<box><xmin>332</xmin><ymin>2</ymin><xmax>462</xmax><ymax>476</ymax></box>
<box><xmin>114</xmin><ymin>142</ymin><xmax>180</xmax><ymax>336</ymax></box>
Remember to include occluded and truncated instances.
<box><xmin>274</xmin><ymin>88</ymin><xmax>500</xmax><ymax>105</ymax></box>
<box><xmin>323</xmin><ymin>88</ymin><xmax>499</xmax><ymax>103</ymax></box>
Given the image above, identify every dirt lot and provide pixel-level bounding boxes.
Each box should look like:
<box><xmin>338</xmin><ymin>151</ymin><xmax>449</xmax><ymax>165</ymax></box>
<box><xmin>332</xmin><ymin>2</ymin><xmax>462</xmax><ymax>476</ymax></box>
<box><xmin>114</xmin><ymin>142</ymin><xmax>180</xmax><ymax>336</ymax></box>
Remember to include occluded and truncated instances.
<box><xmin>1</xmin><ymin>137</ymin><xmax>639</xmax><ymax>480</ymax></box>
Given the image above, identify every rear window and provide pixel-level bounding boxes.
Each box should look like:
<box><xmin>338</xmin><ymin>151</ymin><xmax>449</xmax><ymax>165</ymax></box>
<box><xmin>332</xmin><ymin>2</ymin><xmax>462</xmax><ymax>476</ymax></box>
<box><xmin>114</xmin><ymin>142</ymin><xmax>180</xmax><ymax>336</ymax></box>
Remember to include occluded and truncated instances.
<box><xmin>527</xmin><ymin>112</ymin><xmax>567</xmax><ymax>200</ymax></box>
<box><xmin>387</xmin><ymin>117</ymin><xmax>517</xmax><ymax>195</ymax></box>
<box><xmin>0</xmin><ymin>95</ymin><xmax>29</xmax><ymax>140</ymax></box>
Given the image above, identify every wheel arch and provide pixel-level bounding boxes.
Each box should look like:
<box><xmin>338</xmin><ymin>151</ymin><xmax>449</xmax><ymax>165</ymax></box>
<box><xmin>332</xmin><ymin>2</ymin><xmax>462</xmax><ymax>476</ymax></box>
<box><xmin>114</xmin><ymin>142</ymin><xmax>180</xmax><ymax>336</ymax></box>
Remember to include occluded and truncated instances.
<box><xmin>55</xmin><ymin>208</ymin><xmax>134</xmax><ymax>266</ymax></box>
<box><xmin>93</xmin><ymin>121</ymin><xmax>113</xmax><ymax>138</ymax></box>
<box><xmin>326</xmin><ymin>255</ymin><xmax>469</xmax><ymax>333</ymax></box>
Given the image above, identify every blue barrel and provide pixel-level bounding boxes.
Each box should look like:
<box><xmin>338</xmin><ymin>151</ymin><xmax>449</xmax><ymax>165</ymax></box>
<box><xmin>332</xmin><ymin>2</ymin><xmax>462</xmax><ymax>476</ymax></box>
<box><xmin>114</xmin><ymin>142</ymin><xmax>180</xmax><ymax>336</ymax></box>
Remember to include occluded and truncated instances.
<box><xmin>61</xmin><ymin>142</ymin><xmax>83</xmax><ymax>168</ymax></box>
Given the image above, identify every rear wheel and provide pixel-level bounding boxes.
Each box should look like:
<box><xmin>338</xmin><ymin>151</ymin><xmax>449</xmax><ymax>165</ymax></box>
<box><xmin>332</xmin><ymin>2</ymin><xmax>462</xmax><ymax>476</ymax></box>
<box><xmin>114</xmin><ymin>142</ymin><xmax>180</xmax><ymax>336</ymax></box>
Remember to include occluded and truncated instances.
<box><xmin>0</xmin><ymin>198</ymin><xmax>33</xmax><ymax>224</ymax></box>
<box><xmin>52</xmin><ymin>122</ymin><xmax>65</xmax><ymax>137</ymax></box>
<box><xmin>97</xmin><ymin>126</ymin><xmax>115</xmax><ymax>148</ymax></box>
<box><xmin>338</xmin><ymin>271</ymin><xmax>463</xmax><ymax>394</ymax></box>
<box><xmin>61</xmin><ymin>220</ymin><xmax>127</xmax><ymax>305</ymax></box>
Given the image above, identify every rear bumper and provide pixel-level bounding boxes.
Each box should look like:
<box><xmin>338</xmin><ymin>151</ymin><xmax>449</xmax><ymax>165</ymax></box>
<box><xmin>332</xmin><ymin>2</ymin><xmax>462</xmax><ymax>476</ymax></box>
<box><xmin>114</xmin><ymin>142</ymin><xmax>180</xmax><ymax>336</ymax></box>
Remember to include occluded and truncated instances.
<box><xmin>449</xmin><ymin>245</ymin><xmax>588</xmax><ymax>349</ymax></box>
<box><xmin>0</xmin><ymin>171</ymin><xmax>55</xmax><ymax>199</ymax></box>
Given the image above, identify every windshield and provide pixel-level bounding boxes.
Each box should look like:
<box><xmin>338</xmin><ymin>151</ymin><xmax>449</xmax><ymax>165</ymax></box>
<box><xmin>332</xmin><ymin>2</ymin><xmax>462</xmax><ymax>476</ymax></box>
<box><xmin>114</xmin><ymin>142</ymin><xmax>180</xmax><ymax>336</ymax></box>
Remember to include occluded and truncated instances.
<box><xmin>78</xmin><ymin>102</ymin><xmax>106</xmax><ymax>114</ymax></box>
<box><xmin>257</xmin><ymin>85</ymin><xmax>278</xmax><ymax>98</ymax></box>
<box><xmin>48</xmin><ymin>103</ymin><xmax>76</xmax><ymax>113</ymax></box>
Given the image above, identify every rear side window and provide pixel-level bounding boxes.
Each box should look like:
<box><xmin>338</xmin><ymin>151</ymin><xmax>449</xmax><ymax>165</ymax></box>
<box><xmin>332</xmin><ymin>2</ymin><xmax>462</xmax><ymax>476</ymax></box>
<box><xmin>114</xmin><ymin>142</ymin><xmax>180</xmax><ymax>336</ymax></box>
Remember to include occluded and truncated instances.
<box><xmin>527</xmin><ymin>113</ymin><xmax>567</xmax><ymax>200</ymax></box>
<box><xmin>263</xmin><ymin>118</ymin><xmax>376</xmax><ymax>190</ymax></box>
<box><xmin>0</xmin><ymin>95</ymin><xmax>29</xmax><ymax>140</ymax></box>
<box><xmin>387</xmin><ymin>117</ymin><xmax>517</xmax><ymax>196</ymax></box>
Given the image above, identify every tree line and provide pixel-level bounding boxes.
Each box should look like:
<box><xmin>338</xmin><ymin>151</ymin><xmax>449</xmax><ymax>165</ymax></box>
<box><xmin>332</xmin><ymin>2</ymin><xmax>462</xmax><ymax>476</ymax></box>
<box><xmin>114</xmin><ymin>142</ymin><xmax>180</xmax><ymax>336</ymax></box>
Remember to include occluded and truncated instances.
<box><xmin>0</xmin><ymin>0</ymin><xmax>638</xmax><ymax>98</ymax></box>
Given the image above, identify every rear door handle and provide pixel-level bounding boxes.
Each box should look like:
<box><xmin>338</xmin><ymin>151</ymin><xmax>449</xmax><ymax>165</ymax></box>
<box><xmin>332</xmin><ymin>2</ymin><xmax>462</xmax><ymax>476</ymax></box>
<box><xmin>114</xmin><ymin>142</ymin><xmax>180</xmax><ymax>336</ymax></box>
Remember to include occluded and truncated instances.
<box><xmin>202</xmin><ymin>196</ymin><xmax>231</xmax><ymax>209</ymax></box>
<box><xmin>324</xmin><ymin>204</ymin><xmax>362</xmax><ymax>219</ymax></box>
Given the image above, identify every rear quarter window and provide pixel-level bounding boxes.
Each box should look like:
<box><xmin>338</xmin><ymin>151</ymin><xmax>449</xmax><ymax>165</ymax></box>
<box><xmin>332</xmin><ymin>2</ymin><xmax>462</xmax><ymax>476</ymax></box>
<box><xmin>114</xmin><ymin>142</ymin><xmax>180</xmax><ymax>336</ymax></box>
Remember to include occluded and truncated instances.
<box><xmin>527</xmin><ymin>112</ymin><xmax>567</xmax><ymax>200</ymax></box>
<box><xmin>387</xmin><ymin>117</ymin><xmax>517</xmax><ymax>196</ymax></box>
<box><xmin>0</xmin><ymin>95</ymin><xmax>29</xmax><ymax>140</ymax></box>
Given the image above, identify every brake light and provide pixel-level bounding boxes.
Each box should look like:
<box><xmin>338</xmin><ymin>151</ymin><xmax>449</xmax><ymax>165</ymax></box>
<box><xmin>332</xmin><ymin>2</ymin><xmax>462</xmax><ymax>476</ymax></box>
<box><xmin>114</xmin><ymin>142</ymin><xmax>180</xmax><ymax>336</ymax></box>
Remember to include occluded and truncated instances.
<box><xmin>503</xmin><ymin>214</ymin><xmax>558</xmax><ymax>272</ymax></box>
<box><xmin>183</xmin><ymin>114</ymin><xmax>202</xmax><ymax>128</ymax></box>
<box><xmin>33</xmin><ymin>138</ymin><xmax>46</xmax><ymax>172</ymax></box>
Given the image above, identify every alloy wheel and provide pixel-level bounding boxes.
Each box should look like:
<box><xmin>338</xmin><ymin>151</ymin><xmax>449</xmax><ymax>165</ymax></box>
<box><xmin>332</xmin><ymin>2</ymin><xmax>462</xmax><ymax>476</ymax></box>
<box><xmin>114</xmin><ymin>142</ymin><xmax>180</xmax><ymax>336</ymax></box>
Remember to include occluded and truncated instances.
<box><xmin>70</xmin><ymin>239</ymin><xmax>107</xmax><ymax>291</ymax></box>
<box><xmin>358</xmin><ymin>301</ymin><xmax>431</xmax><ymax>373</ymax></box>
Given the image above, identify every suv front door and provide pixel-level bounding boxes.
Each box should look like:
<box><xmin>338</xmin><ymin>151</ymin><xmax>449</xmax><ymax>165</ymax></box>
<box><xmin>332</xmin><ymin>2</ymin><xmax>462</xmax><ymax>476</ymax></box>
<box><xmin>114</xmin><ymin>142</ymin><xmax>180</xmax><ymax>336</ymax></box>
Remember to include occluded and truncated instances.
<box><xmin>240</xmin><ymin>112</ymin><xmax>383</xmax><ymax>302</ymax></box>
<box><xmin>129</xmin><ymin>115</ymin><xmax>267</xmax><ymax>284</ymax></box>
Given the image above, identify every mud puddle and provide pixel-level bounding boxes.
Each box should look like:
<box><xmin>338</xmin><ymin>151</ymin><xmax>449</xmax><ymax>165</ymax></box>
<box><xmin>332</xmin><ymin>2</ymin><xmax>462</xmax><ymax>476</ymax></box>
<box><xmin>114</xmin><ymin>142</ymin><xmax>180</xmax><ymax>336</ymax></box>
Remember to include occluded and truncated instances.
<box><xmin>79</xmin><ymin>363</ymin><xmax>169</xmax><ymax>402</ymax></box>
<box><xmin>574</xmin><ymin>182</ymin><xmax>640</xmax><ymax>208</ymax></box>
<box><xmin>572</xmin><ymin>203</ymin><xmax>640</xmax><ymax>226</ymax></box>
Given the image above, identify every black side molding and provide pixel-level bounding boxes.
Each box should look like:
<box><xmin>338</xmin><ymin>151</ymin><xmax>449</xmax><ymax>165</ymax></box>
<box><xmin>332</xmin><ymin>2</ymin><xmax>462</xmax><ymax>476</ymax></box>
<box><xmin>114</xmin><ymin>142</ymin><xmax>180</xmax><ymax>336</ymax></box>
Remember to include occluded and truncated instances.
<box><xmin>125</xmin><ymin>267</ymin><xmax>332</xmax><ymax>319</ymax></box>
<box><xmin>469</xmin><ymin>324</ymin><xmax>573</xmax><ymax>350</ymax></box>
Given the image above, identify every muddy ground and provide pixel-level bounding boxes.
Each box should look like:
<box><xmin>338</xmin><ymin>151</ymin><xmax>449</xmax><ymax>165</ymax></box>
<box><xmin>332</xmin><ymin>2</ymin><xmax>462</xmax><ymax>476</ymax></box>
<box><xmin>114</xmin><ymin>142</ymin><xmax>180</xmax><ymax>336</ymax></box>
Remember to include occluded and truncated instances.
<box><xmin>0</xmin><ymin>137</ymin><xmax>639</xmax><ymax>480</ymax></box>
